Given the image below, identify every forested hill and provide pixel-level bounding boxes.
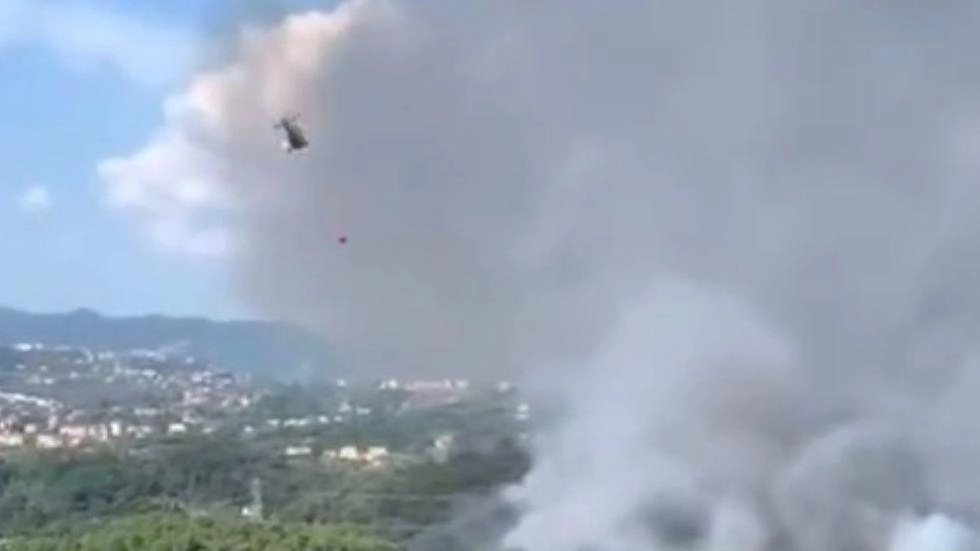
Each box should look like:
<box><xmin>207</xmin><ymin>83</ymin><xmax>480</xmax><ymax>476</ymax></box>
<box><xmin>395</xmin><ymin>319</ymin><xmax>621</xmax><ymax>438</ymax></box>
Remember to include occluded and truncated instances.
<box><xmin>0</xmin><ymin>307</ymin><xmax>330</xmax><ymax>380</ymax></box>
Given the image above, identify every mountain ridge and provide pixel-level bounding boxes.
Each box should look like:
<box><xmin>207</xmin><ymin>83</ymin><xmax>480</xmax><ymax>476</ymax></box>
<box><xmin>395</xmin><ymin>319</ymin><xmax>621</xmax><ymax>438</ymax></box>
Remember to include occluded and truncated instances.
<box><xmin>0</xmin><ymin>306</ymin><xmax>331</xmax><ymax>381</ymax></box>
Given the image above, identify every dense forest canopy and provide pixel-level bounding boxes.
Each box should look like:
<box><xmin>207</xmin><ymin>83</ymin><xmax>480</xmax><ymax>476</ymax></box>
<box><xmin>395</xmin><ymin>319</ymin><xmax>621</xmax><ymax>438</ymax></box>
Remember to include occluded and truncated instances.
<box><xmin>0</xmin><ymin>432</ymin><xmax>529</xmax><ymax>548</ymax></box>
<box><xmin>0</xmin><ymin>513</ymin><xmax>398</xmax><ymax>551</ymax></box>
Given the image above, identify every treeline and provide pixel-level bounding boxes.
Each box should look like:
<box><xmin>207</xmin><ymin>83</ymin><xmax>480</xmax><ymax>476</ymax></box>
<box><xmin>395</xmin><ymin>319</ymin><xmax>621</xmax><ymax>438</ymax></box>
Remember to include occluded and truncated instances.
<box><xmin>0</xmin><ymin>435</ymin><xmax>268</xmax><ymax>534</ymax></box>
<box><xmin>1</xmin><ymin>512</ymin><xmax>397</xmax><ymax>551</ymax></box>
<box><xmin>0</xmin><ymin>433</ymin><xmax>530</xmax><ymax>538</ymax></box>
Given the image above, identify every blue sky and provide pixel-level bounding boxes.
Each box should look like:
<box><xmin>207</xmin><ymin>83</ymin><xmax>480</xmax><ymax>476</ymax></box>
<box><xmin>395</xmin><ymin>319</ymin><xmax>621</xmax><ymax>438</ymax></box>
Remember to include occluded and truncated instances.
<box><xmin>0</xmin><ymin>0</ymin><xmax>326</xmax><ymax>318</ymax></box>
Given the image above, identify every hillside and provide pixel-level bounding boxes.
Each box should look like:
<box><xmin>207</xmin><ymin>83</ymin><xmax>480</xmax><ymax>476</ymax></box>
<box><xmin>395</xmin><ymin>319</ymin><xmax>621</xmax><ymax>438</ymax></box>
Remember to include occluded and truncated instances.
<box><xmin>0</xmin><ymin>307</ymin><xmax>330</xmax><ymax>381</ymax></box>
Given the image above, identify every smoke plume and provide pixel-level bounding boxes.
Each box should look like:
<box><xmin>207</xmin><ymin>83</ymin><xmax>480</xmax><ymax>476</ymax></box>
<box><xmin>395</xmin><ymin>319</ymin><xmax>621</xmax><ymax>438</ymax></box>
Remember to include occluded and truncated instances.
<box><xmin>100</xmin><ymin>0</ymin><xmax>980</xmax><ymax>549</ymax></box>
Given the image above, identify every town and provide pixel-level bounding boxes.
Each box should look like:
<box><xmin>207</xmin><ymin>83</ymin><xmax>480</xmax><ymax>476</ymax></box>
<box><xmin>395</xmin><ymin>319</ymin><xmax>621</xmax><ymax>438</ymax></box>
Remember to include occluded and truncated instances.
<box><xmin>0</xmin><ymin>343</ymin><xmax>530</xmax><ymax>469</ymax></box>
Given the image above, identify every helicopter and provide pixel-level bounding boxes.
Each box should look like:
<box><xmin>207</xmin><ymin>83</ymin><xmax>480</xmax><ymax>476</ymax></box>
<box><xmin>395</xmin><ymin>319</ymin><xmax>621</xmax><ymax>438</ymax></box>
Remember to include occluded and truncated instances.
<box><xmin>274</xmin><ymin>114</ymin><xmax>308</xmax><ymax>153</ymax></box>
<box><xmin>273</xmin><ymin>113</ymin><xmax>346</xmax><ymax>245</ymax></box>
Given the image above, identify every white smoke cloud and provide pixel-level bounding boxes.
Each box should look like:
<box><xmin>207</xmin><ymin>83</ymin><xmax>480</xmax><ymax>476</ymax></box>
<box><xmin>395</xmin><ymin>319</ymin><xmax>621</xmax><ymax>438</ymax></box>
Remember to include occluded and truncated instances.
<box><xmin>98</xmin><ymin>108</ymin><xmax>234</xmax><ymax>257</ymax></box>
<box><xmin>505</xmin><ymin>281</ymin><xmax>799</xmax><ymax>551</ymax></box>
<box><xmin>890</xmin><ymin>514</ymin><xmax>980</xmax><ymax>551</ymax></box>
<box><xmin>100</xmin><ymin>0</ymin><xmax>980</xmax><ymax>550</ymax></box>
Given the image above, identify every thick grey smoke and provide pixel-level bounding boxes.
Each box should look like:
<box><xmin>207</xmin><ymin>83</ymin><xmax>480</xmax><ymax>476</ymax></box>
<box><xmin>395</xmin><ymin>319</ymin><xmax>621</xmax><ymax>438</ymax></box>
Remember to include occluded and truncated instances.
<box><xmin>100</xmin><ymin>0</ymin><xmax>980</xmax><ymax>549</ymax></box>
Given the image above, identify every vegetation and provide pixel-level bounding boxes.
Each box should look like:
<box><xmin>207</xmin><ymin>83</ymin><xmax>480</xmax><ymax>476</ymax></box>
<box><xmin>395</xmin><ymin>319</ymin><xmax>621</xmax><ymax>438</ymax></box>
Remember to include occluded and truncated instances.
<box><xmin>0</xmin><ymin>512</ymin><xmax>398</xmax><ymax>551</ymax></box>
<box><xmin>0</xmin><ymin>431</ymin><xmax>530</xmax><ymax>543</ymax></box>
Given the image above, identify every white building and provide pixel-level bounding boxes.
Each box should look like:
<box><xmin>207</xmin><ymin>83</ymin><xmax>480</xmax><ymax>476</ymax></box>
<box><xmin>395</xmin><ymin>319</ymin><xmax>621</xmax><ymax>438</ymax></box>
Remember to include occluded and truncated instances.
<box><xmin>35</xmin><ymin>434</ymin><xmax>63</xmax><ymax>449</ymax></box>
<box><xmin>284</xmin><ymin>445</ymin><xmax>313</xmax><ymax>457</ymax></box>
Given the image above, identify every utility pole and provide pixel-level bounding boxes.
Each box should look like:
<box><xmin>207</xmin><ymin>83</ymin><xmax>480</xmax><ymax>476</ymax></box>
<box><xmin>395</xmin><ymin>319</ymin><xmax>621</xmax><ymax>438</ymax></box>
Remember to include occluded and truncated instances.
<box><xmin>249</xmin><ymin>476</ymin><xmax>264</xmax><ymax>521</ymax></box>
